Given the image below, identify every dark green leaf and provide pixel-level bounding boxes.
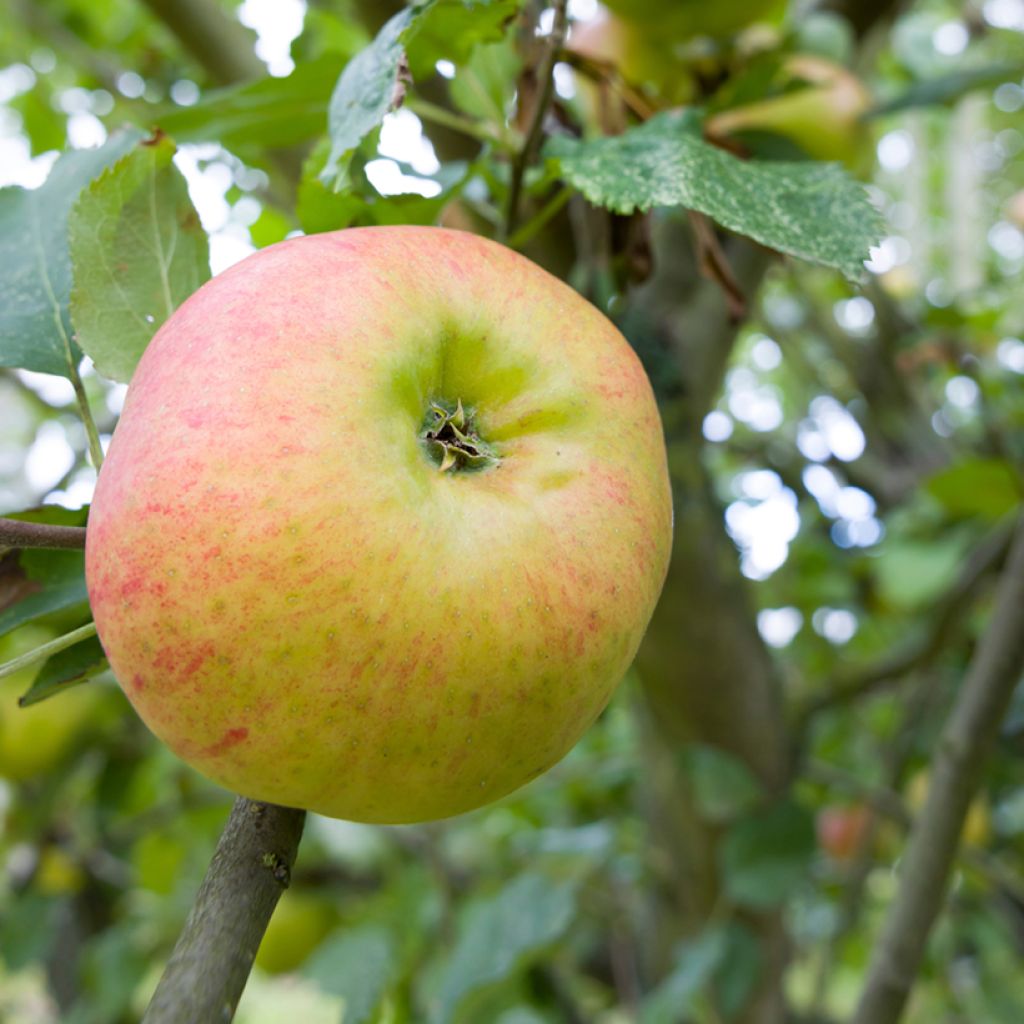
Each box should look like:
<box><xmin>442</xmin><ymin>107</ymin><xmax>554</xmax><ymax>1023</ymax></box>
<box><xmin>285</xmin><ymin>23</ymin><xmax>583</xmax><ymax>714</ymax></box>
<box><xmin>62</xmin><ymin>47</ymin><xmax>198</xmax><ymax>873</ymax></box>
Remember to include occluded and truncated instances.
<box><xmin>19</xmin><ymin>634</ymin><xmax>107</xmax><ymax>707</ymax></box>
<box><xmin>68</xmin><ymin>132</ymin><xmax>210</xmax><ymax>383</ymax></box>
<box><xmin>547</xmin><ymin>110</ymin><xmax>885</xmax><ymax>281</ymax></box>
<box><xmin>154</xmin><ymin>56</ymin><xmax>344</xmax><ymax>150</ymax></box>
<box><xmin>305</xmin><ymin>925</ymin><xmax>396</xmax><ymax>1024</ymax></box>
<box><xmin>682</xmin><ymin>744</ymin><xmax>763</xmax><ymax>823</ymax></box>
<box><xmin>720</xmin><ymin>800</ymin><xmax>815</xmax><ymax>910</ymax></box>
<box><xmin>0</xmin><ymin>129</ymin><xmax>144</xmax><ymax>376</ymax></box>
<box><xmin>320</xmin><ymin>7</ymin><xmax>418</xmax><ymax>192</ymax></box>
<box><xmin>407</xmin><ymin>0</ymin><xmax>522</xmax><ymax>79</ymax></box>
<box><xmin>925</xmin><ymin>458</ymin><xmax>1021</xmax><ymax>521</ymax></box>
<box><xmin>435</xmin><ymin>873</ymin><xmax>578</xmax><ymax>1023</ymax></box>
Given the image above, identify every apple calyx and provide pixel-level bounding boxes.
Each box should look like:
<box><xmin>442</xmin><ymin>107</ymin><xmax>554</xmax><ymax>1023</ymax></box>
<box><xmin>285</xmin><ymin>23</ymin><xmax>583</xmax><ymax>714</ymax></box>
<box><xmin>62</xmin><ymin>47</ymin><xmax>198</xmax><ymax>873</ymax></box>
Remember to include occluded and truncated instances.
<box><xmin>421</xmin><ymin>399</ymin><xmax>499</xmax><ymax>473</ymax></box>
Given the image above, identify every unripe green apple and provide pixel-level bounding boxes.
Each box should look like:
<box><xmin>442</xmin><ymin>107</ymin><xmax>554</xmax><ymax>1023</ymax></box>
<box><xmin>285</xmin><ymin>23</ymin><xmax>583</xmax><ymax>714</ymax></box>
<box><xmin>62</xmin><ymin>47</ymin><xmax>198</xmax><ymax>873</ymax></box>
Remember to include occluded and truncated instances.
<box><xmin>706</xmin><ymin>55</ymin><xmax>871</xmax><ymax>169</ymax></box>
<box><xmin>86</xmin><ymin>227</ymin><xmax>672</xmax><ymax>824</ymax></box>
<box><xmin>0</xmin><ymin>626</ymin><xmax>108</xmax><ymax>782</ymax></box>
<box><xmin>602</xmin><ymin>0</ymin><xmax>783</xmax><ymax>39</ymax></box>
<box><xmin>255</xmin><ymin>890</ymin><xmax>335</xmax><ymax>974</ymax></box>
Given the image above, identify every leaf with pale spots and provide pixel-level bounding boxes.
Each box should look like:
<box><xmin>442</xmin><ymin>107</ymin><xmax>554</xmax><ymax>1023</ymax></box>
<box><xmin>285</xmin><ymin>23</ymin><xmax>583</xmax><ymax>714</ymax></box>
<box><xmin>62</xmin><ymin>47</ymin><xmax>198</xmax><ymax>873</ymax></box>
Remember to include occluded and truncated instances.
<box><xmin>546</xmin><ymin>110</ymin><xmax>885</xmax><ymax>281</ymax></box>
<box><xmin>68</xmin><ymin>132</ymin><xmax>210</xmax><ymax>384</ymax></box>
<box><xmin>0</xmin><ymin>129</ymin><xmax>143</xmax><ymax>376</ymax></box>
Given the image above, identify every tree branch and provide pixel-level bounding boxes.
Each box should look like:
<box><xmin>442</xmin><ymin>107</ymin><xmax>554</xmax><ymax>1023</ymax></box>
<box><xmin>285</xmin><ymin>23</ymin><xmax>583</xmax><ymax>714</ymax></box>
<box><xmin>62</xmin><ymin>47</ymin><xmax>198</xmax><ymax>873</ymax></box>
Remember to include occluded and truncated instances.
<box><xmin>143</xmin><ymin>798</ymin><xmax>306</xmax><ymax>1024</ymax></box>
<box><xmin>793</xmin><ymin>518</ymin><xmax>1014</xmax><ymax>728</ymax></box>
<box><xmin>504</xmin><ymin>0</ymin><xmax>569</xmax><ymax>239</ymax></box>
<box><xmin>852</xmin><ymin>514</ymin><xmax>1024</xmax><ymax>1024</ymax></box>
<box><xmin>0</xmin><ymin>518</ymin><xmax>87</xmax><ymax>550</ymax></box>
<box><xmin>137</xmin><ymin>0</ymin><xmax>265</xmax><ymax>86</ymax></box>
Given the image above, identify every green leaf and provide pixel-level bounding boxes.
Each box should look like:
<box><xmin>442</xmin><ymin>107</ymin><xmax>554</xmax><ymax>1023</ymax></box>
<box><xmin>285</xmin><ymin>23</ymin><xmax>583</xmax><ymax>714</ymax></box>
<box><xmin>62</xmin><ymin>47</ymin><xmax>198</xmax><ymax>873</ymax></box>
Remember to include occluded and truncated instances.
<box><xmin>867</xmin><ymin>62</ymin><xmax>1024</xmax><ymax>119</ymax></box>
<box><xmin>874</xmin><ymin>533</ymin><xmax>973</xmax><ymax>610</ymax></box>
<box><xmin>0</xmin><ymin>509</ymin><xmax>88</xmax><ymax>640</ymax></box>
<box><xmin>0</xmin><ymin>129</ymin><xmax>144</xmax><ymax>376</ymax></box>
<box><xmin>546</xmin><ymin>110</ymin><xmax>885</xmax><ymax>281</ymax></box>
<box><xmin>925</xmin><ymin>458</ymin><xmax>1021</xmax><ymax>521</ymax></box>
<box><xmin>435</xmin><ymin>873</ymin><xmax>578</xmax><ymax>1023</ymax></box>
<box><xmin>154</xmin><ymin>56</ymin><xmax>344</xmax><ymax>150</ymax></box>
<box><xmin>407</xmin><ymin>0</ymin><xmax>522</xmax><ymax>79</ymax></box>
<box><xmin>682</xmin><ymin>744</ymin><xmax>763</xmax><ymax>824</ymax></box>
<box><xmin>448</xmin><ymin>38</ymin><xmax>521</xmax><ymax>124</ymax></box>
<box><xmin>68</xmin><ymin>132</ymin><xmax>210</xmax><ymax>383</ymax></box>
<box><xmin>304</xmin><ymin>925</ymin><xmax>396</xmax><ymax>1024</ymax></box>
<box><xmin>720</xmin><ymin>799</ymin><xmax>815</xmax><ymax>910</ymax></box>
<box><xmin>320</xmin><ymin>7</ymin><xmax>418</xmax><ymax>192</ymax></box>
<box><xmin>640</xmin><ymin>928</ymin><xmax>728</xmax><ymax>1024</ymax></box>
<box><xmin>18</xmin><ymin>635</ymin><xmax>107</xmax><ymax>707</ymax></box>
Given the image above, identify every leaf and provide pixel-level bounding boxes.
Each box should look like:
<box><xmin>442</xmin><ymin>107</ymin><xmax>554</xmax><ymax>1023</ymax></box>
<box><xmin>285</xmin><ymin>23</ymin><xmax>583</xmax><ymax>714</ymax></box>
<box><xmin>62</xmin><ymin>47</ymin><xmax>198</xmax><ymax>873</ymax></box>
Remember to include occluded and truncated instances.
<box><xmin>435</xmin><ymin>873</ymin><xmax>578</xmax><ymax>1023</ymax></box>
<box><xmin>0</xmin><ymin>509</ymin><xmax>88</xmax><ymax>640</ymax></box>
<box><xmin>874</xmin><ymin>533</ymin><xmax>973</xmax><ymax>610</ymax></box>
<box><xmin>867</xmin><ymin>62</ymin><xmax>1024</xmax><ymax>118</ymax></box>
<box><xmin>304</xmin><ymin>924</ymin><xmax>397</xmax><ymax>1024</ymax></box>
<box><xmin>19</xmin><ymin>634</ymin><xmax>107</xmax><ymax>707</ymax></box>
<box><xmin>640</xmin><ymin>928</ymin><xmax>728</xmax><ymax>1024</ymax></box>
<box><xmin>320</xmin><ymin>6</ymin><xmax>418</xmax><ymax>192</ymax></box>
<box><xmin>925</xmin><ymin>458</ymin><xmax>1021</xmax><ymax>522</ymax></box>
<box><xmin>682</xmin><ymin>744</ymin><xmax>763</xmax><ymax>824</ymax></box>
<box><xmin>154</xmin><ymin>56</ymin><xmax>344</xmax><ymax>150</ymax></box>
<box><xmin>0</xmin><ymin>129</ymin><xmax>144</xmax><ymax>376</ymax></box>
<box><xmin>546</xmin><ymin>110</ymin><xmax>885</xmax><ymax>281</ymax></box>
<box><xmin>68</xmin><ymin>131</ymin><xmax>210</xmax><ymax>383</ymax></box>
<box><xmin>448</xmin><ymin>38</ymin><xmax>521</xmax><ymax>124</ymax></box>
<box><xmin>720</xmin><ymin>799</ymin><xmax>815</xmax><ymax>910</ymax></box>
<box><xmin>407</xmin><ymin>0</ymin><xmax>522</xmax><ymax>79</ymax></box>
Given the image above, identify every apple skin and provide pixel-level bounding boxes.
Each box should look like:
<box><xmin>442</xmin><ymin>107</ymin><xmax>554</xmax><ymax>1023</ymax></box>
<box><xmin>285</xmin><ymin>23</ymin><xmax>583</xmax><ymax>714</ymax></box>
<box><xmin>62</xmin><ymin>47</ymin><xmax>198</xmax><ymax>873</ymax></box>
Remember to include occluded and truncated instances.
<box><xmin>85</xmin><ymin>227</ymin><xmax>673</xmax><ymax>824</ymax></box>
<box><xmin>816</xmin><ymin>804</ymin><xmax>871</xmax><ymax>862</ymax></box>
<box><xmin>706</xmin><ymin>55</ymin><xmax>871</xmax><ymax>169</ymax></box>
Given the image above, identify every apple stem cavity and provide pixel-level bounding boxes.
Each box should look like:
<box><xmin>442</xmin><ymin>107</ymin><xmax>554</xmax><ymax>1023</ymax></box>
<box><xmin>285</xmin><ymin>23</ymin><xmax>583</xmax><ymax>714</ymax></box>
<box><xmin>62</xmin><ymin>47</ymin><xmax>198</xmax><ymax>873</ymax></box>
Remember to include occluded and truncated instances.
<box><xmin>421</xmin><ymin>399</ymin><xmax>499</xmax><ymax>474</ymax></box>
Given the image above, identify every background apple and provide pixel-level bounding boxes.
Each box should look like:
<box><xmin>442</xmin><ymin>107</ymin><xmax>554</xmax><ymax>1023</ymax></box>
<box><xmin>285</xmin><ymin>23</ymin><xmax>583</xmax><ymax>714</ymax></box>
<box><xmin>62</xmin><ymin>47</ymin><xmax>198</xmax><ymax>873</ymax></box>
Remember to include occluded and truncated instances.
<box><xmin>602</xmin><ymin>0</ymin><xmax>784</xmax><ymax>40</ymax></box>
<box><xmin>254</xmin><ymin>890</ymin><xmax>335</xmax><ymax>974</ymax></box>
<box><xmin>85</xmin><ymin>226</ymin><xmax>673</xmax><ymax>825</ymax></box>
<box><xmin>0</xmin><ymin>626</ymin><xmax>110</xmax><ymax>783</ymax></box>
<box><xmin>816</xmin><ymin>804</ymin><xmax>871</xmax><ymax>862</ymax></box>
<box><xmin>705</xmin><ymin>55</ymin><xmax>872</xmax><ymax>169</ymax></box>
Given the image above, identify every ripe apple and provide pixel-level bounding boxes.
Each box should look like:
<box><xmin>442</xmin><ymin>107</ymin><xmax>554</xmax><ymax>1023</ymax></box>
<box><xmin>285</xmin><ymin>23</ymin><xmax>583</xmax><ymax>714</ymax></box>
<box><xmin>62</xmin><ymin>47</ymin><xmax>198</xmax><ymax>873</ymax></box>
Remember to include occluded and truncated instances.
<box><xmin>705</xmin><ymin>55</ymin><xmax>871</xmax><ymax>169</ymax></box>
<box><xmin>85</xmin><ymin>227</ymin><xmax>672</xmax><ymax>824</ymax></box>
<box><xmin>816</xmin><ymin>804</ymin><xmax>871</xmax><ymax>862</ymax></box>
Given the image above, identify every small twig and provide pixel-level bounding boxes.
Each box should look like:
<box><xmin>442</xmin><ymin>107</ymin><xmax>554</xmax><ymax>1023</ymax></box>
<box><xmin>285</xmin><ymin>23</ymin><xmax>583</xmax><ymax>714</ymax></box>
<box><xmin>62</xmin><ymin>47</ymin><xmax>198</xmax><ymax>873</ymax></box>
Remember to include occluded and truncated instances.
<box><xmin>560</xmin><ymin>51</ymin><xmax>655</xmax><ymax>119</ymax></box>
<box><xmin>793</xmin><ymin>519</ymin><xmax>1014</xmax><ymax>729</ymax></box>
<box><xmin>0</xmin><ymin>622</ymin><xmax>97</xmax><ymax>683</ymax></box>
<box><xmin>503</xmin><ymin>0</ymin><xmax>569</xmax><ymax>239</ymax></box>
<box><xmin>852</xmin><ymin>514</ymin><xmax>1024</xmax><ymax>1024</ymax></box>
<box><xmin>143</xmin><ymin>798</ymin><xmax>306</xmax><ymax>1024</ymax></box>
<box><xmin>688</xmin><ymin>211</ymin><xmax>747</xmax><ymax>321</ymax></box>
<box><xmin>0</xmin><ymin>518</ymin><xmax>87</xmax><ymax>551</ymax></box>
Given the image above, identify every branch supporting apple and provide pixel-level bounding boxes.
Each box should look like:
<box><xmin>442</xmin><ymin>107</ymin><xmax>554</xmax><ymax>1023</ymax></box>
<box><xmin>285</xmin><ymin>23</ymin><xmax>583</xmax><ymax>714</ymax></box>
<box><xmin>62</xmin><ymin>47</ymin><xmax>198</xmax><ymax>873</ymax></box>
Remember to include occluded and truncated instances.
<box><xmin>86</xmin><ymin>227</ymin><xmax>673</xmax><ymax>824</ymax></box>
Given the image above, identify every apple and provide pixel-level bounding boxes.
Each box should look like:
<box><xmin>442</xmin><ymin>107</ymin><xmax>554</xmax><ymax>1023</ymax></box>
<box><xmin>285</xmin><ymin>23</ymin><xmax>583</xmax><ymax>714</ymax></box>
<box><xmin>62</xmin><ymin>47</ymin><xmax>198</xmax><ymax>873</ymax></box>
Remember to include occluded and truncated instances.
<box><xmin>601</xmin><ymin>0</ymin><xmax>783</xmax><ymax>40</ymax></box>
<box><xmin>816</xmin><ymin>804</ymin><xmax>871</xmax><ymax>862</ymax></box>
<box><xmin>705</xmin><ymin>55</ymin><xmax>872</xmax><ymax>169</ymax></box>
<box><xmin>569</xmin><ymin>9</ymin><xmax>695</xmax><ymax>106</ymax></box>
<box><xmin>85</xmin><ymin>226</ymin><xmax>673</xmax><ymax>824</ymax></box>
<box><xmin>254</xmin><ymin>890</ymin><xmax>335</xmax><ymax>974</ymax></box>
<box><xmin>0</xmin><ymin>626</ymin><xmax>109</xmax><ymax>782</ymax></box>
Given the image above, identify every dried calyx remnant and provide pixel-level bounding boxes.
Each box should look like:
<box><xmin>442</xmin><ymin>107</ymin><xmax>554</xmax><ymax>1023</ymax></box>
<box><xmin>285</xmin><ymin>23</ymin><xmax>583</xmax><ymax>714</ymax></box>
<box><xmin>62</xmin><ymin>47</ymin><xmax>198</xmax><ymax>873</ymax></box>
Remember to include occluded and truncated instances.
<box><xmin>421</xmin><ymin>399</ymin><xmax>499</xmax><ymax>472</ymax></box>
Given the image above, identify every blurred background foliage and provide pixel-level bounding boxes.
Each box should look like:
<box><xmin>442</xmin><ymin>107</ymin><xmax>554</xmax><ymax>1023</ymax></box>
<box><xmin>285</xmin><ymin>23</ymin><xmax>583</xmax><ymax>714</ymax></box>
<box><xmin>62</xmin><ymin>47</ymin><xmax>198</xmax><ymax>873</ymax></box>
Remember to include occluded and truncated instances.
<box><xmin>0</xmin><ymin>0</ymin><xmax>1023</xmax><ymax>1022</ymax></box>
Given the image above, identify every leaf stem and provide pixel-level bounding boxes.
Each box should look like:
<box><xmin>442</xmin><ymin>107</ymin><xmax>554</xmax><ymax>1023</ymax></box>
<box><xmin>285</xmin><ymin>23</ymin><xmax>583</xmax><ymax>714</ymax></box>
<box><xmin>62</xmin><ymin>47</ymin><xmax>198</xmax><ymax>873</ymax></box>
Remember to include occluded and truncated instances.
<box><xmin>67</xmin><ymin>358</ymin><xmax>106</xmax><ymax>470</ymax></box>
<box><xmin>405</xmin><ymin>97</ymin><xmax>517</xmax><ymax>152</ymax></box>
<box><xmin>0</xmin><ymin>622</ymin><xmax>98</xmax><ymax>683</ymax></box>
<box><xmin>507</xmin><ymin>185</ymin><xmax>571</xmax><ymax>249</ymax></box>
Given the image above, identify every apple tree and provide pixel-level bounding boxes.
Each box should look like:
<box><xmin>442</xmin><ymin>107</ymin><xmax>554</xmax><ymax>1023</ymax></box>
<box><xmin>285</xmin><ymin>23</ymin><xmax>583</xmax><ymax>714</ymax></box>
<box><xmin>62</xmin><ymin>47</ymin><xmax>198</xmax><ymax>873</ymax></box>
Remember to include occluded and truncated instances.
<box><xmin>1</xmin><ymin>1</ymin><xmax>1024</xmax><ymax>1023</ymax></box>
